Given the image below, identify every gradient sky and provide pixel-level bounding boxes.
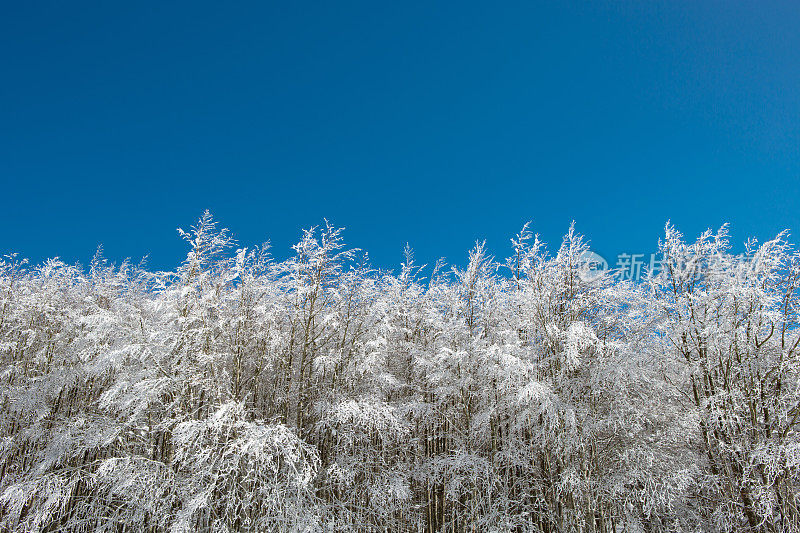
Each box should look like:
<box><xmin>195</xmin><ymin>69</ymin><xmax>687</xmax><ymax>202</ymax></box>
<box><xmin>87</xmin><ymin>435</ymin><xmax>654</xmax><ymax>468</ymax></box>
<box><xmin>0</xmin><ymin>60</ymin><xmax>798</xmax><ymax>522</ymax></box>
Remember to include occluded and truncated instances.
<box><xmin>2</xmin><ymin>1</ymin><xmax>798</xmax><ymax>272</ymax></box>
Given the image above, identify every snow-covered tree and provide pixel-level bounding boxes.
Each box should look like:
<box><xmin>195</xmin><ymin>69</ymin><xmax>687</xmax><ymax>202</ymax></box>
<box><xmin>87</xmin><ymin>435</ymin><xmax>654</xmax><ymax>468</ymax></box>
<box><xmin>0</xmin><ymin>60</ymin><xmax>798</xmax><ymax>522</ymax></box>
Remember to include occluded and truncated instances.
<box><xmin>1</xmin><ymin>213</ymin><xmax>798</xmax><ymax>532</ymax></box>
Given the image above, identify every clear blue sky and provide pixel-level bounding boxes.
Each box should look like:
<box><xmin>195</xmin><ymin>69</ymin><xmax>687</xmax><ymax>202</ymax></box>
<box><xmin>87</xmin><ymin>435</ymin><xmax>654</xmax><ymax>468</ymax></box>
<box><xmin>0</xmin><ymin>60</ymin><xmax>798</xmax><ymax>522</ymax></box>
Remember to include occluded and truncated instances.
<box><xmin>2</xmin><ymin>1</ymin><xmax>798</xmax><ymax>271</ymax></box>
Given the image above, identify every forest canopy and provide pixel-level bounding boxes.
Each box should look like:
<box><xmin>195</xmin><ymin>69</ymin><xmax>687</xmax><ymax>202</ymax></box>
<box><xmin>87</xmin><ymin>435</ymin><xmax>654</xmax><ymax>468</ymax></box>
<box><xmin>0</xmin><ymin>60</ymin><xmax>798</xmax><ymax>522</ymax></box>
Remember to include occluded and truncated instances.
<box><xmin>1</xmin><ymin>212</ymin><xmax>799</xmax><ymax>532</ymax></box>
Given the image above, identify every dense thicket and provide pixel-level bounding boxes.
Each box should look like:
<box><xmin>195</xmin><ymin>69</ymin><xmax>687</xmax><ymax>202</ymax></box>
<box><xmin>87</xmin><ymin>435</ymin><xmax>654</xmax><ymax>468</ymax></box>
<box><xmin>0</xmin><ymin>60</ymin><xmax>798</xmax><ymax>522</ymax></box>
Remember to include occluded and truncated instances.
<box><xmin>1</xmin><ymin>212</ymin><xmax>799</xmax><ymax>532</ymax></box>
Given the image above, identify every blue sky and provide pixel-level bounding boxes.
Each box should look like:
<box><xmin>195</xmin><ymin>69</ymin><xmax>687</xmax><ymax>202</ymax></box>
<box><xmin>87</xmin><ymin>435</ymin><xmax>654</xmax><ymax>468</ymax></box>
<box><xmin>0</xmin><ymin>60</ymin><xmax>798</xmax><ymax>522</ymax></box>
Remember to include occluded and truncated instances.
<box><xmin>1</xmin><ymin>1</ymin><xmax>798</xmax><ymax>271</ymax></box>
